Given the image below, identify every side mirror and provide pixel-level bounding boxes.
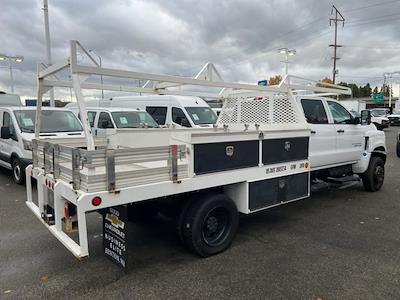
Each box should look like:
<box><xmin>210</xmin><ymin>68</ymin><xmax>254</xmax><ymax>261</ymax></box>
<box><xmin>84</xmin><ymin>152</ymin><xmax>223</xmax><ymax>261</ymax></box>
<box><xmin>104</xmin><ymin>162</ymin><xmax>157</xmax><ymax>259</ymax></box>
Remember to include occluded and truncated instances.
<box><xmin>361</xmin><ymin>110</ymin><xmax>371</xmax><ymax>125</ymax></box>
<box><xmin>1</xmin><ymin>127</ymin><xmax>11</xmax><ymax>139</ymax></box>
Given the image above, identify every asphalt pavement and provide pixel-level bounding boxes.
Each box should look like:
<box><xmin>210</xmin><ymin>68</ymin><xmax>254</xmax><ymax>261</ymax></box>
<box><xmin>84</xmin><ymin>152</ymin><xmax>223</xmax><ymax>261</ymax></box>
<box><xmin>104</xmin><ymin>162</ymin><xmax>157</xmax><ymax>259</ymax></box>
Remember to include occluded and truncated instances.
<box><xmin>1</xmin><ymin>128</ymin><xmax>400</xmax><ymax>299</ymax></box>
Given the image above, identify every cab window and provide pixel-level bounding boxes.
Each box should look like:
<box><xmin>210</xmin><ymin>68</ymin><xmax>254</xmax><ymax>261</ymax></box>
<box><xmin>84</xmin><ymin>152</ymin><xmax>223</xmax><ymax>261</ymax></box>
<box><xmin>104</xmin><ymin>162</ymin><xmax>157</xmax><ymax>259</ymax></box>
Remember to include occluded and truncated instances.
<box><xmin>301</xmin><ymin>99</ymin><xmax>328</xmax><ymax>124</ymax></box>
<box><xmin>97</xmin><ymin>112</ymin><xmax>114</xmax><ymax>129</ymax></box>
<box><xmin>146</xmin><ymin>106</ymin><xmax>167</xmax><ymax>125</ymax></box>
<box><xmin>327</xmin><ymin>101</ymin><xmax>353</xmax><ymax>124</ymax></box>
<box><xmin>172</xmin><ymin>107</ymin><xmax>191</xmax><ymax>127</ymax></box>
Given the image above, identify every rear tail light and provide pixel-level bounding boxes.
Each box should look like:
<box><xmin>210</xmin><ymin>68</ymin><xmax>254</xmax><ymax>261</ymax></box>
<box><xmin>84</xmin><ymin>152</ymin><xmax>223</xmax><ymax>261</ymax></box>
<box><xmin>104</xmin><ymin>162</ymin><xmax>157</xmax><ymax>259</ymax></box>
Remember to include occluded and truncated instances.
<box><xmin>92</xmin><ymin>196</ymin><xmax>102</xmax><ymax>207</ymax></box>
<box><xmin>45</xmin><ymin>179</ymin><xmax>55</xmax><ymax>190</ymax></box>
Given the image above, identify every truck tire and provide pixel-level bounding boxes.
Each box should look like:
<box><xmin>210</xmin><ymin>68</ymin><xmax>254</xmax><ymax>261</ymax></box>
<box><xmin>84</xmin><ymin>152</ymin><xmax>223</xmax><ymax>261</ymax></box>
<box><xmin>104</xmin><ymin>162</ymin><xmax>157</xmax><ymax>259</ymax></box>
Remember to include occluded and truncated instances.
<box><xmin>12</xmin><ymin>158</ymin><xmax>25</xmax><ymax>185</ymax></box>
<box><xmin>180</xmin><ymin>193</ymin><xmax>238</xmax><ymax>257</ymax></box>
<box><xmin>396</xmin><ymin>141</ymin><xmax>400</xmax><ymax>158</ymax></box>
<box><xmin>361</xmin><ymin>156</ymin><xmax>384</xmax><ymax>192</ymax></box>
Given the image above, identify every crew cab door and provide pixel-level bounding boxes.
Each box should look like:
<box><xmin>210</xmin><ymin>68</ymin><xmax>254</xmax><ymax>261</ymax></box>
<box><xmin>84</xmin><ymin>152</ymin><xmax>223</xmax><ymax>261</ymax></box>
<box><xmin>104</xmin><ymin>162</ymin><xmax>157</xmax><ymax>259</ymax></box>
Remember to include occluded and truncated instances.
<box><xmin>326</xmin><ymin>100</ymin><xmax>364</xmax><ymax>163</ymax></box>
<box><xmin>299</xmin><ymin>98</ymin><xmax>337</xmax><ymax>168</ymax></box>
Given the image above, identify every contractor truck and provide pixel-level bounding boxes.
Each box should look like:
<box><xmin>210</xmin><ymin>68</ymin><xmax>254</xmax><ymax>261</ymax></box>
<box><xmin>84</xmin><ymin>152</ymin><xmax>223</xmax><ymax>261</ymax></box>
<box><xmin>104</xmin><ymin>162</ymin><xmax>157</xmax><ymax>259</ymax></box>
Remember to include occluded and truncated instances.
<box><xmin>25</xmin><ymin>41</ymin><xmax>386</xmax><ymax>265</ymax></box>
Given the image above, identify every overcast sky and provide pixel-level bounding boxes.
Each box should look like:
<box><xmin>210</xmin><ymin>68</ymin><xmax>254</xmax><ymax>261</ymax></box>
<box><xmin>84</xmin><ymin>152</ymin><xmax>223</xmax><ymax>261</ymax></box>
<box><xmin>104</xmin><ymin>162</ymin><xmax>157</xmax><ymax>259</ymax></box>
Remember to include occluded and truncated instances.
<box><xmin>1</xmin><ymin>0</ymin><xmax>400</xmax><ymax>100</ymax></box>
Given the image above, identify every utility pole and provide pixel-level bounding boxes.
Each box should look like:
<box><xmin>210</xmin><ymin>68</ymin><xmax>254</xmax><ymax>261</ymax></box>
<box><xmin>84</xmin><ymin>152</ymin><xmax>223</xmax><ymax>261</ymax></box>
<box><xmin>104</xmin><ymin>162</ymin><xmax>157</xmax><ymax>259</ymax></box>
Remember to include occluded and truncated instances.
<box><xmin>42</xmin><ymin>0</ymin><xmax>55</xmax><ymax>107</ymax></box>
<box><xmin>329</xmin><ymin>5</ymin><xmax>345</xmax><ymax>84</ymax></box>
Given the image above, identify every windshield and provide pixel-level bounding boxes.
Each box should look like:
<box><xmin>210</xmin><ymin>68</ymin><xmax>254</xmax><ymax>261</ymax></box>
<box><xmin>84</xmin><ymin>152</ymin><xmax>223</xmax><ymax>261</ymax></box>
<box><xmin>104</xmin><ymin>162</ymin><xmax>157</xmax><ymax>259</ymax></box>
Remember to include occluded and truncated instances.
<box><xmin>370</xmin><ymin>110</ymin><xmax>387</xmax><ymax>117</ymax></box>
<box><xmin>185</xmin><ymin>107</ymin><xmax>217</xmax><ymax>125</ymax></box>
<box><xmin>14</xmin><ymin>110</ymin><xmax>83</xmax><ymax>133</ymax></box>
<box><xmin>111</xmin><ymin>111</ymin><xmax>159</xmax><ymax>128</ymax></box>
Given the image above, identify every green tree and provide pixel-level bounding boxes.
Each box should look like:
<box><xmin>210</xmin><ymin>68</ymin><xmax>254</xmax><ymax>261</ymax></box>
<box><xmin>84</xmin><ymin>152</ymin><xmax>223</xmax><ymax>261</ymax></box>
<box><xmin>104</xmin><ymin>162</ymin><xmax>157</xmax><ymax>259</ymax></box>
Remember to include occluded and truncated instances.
<box><xmin>268</xmin><ymin>75</ymin><xmax>282</xmax><ymax>85</ymax></box>
<box><xmin>380</xmin><ymin>84</ymin><xmax>390</xmax><ymax>97</ymax></box>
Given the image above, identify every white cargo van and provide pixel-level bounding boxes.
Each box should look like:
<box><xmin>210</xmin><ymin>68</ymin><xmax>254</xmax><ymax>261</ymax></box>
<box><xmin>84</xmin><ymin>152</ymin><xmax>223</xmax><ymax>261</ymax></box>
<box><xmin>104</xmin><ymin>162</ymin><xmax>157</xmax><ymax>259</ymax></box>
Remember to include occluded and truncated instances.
<box><xmin>0</xmin><ymin>106</ymin><xmax>84</xmax><ymax>184</ymax></box>
<box><xmin>66</xmin><ymin>106</ymin><xmax>159</xmax><ymax>137</ymax></box>
<box><xmin>66</xmin><ymin>103</ymin><xmax>159</xmax><ymax>136</ymax></box>
<box><xmin>78</xmin><ymin>95</ymin><xmax>218</xmax><ymax>128</ymax></box>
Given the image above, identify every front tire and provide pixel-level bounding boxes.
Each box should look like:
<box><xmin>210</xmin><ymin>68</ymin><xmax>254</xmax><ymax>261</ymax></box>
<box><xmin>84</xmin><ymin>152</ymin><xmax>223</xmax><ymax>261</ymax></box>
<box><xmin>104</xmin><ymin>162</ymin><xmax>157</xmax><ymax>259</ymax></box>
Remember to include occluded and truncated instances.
<box><xmin>180</xmin><ymin>193</ymin><xmax>238</xmax><ymax>257</ymax></box>
<box><xmin>12</xmin><ymin>158</ymin><xmax>25</xmax><ymax>185</ymax></box>
<box><xmin>361</xmin><ymin>156</ymin><xmax>384</xmax><ymax>192</ymax></box>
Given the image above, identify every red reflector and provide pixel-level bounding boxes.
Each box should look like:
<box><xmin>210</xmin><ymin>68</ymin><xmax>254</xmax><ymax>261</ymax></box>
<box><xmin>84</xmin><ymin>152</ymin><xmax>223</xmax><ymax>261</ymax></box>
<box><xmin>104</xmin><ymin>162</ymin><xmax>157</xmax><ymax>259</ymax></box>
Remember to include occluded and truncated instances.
<box><xmin>92</xmin><ymin>196</ymin><xmax>102</xmax><ymax>206</ymax></box>
<box><xmin>171</xmin><ymin>144</ymin><xmax>178</xmax><ymax>156</ymax></box>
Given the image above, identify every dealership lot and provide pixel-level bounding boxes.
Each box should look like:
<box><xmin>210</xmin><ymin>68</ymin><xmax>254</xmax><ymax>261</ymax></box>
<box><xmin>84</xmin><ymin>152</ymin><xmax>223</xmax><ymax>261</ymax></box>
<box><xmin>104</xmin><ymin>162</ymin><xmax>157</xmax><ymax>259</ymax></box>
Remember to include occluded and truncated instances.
<box><xmin>1</xmin><ymin>128</ymin><xmax>400</xmax><ymax>299</ymax></box>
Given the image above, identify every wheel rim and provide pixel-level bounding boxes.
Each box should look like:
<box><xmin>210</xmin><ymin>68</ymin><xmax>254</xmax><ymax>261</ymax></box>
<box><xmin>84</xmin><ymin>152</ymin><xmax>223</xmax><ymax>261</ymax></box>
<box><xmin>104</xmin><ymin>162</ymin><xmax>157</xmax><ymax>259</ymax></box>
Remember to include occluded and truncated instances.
<box><xmin>201</xmin><ymin>207</ymin><xmax>231</xmax><ymax>247</ymax></box>
<box><xmin>13</xmin><ymin>163</ymin><xmax>21</xmax><ymax>181</ymax></box>
<box><xmin>373</xmin><ymin>165</ymin><xmax>384</xmax><ymax>187</ymax></box>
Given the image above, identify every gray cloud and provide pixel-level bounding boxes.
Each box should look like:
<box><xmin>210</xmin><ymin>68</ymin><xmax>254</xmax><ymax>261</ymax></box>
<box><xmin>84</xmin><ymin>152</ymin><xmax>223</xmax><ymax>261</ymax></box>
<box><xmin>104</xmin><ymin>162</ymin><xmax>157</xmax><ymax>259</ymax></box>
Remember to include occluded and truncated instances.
<box><xmin>1</xmin><ymin>0</ymin><xmax>400</xmax><ymax>100</ymax></box>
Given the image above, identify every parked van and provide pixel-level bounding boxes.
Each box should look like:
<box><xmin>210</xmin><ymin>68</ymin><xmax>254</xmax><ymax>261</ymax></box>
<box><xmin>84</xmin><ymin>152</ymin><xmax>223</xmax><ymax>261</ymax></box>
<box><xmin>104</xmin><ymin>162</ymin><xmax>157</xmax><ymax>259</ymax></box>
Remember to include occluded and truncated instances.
<box><xmin>76</xmin><ymin>95</ymin><xmax>218</xmax><ymax>128</ymax></box>
<box><xmin>0</xmin><ymin>106</ymin><xmax>84</xmax><ymax>184</ymax></box>
<box><xmin>66</xmin><ymin>106</ymin><xmax>159</xmax><ymax>137</ymax></box>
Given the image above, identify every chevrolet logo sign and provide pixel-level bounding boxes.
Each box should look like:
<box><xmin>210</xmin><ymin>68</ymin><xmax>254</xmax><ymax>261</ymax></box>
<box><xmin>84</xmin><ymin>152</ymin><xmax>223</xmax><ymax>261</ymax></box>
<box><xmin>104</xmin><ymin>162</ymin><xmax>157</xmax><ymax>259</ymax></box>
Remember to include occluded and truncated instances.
<box><xmin>105</xmin><ymin>213</ymin><xmax>125</xmax><ymax>229</ymax></box>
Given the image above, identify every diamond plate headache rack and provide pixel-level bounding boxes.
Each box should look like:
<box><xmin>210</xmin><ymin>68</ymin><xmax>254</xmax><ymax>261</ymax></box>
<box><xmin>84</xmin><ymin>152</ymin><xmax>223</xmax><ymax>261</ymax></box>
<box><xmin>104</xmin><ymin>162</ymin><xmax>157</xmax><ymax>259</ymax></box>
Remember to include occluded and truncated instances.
<box><xmin>35</xmin><ymin>40</ymin><xmax>352</xmax><ymax>150</ymax></box>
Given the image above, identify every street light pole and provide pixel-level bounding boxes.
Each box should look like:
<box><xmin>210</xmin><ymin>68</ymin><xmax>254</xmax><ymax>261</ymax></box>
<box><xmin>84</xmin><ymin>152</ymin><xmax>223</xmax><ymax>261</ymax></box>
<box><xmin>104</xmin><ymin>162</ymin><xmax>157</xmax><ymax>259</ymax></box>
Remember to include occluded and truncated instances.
<box><xmin>8</xmin><ymin>63</ymin><xmax>14</xmax><ymax>93</ymax></box>
<box><xmin>89</xmin><ymin>50</ymin><xmax>104</xmax><ymax>99</ymax></box>
<box><xmin>277</xmin><ymin>48</ymin><xmax>296</xmax><ymax>76</ymax></box>
<box><xmin>0</xmin><ymin>54</ymin><xmax>24</xmax><ymax>94</ymax></box>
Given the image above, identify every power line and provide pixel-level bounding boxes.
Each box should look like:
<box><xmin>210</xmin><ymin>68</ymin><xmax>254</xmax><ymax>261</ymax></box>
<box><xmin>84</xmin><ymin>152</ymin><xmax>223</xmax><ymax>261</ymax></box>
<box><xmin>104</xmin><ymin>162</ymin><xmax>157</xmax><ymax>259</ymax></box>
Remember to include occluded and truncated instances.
<box><xmin>345</xmin><ymin>16</ymin><xmax>400</xmax><ymax>28</ymax></box>
<box><xmin>223</xmin><ymin>15</ymin><xmax>330</xmax><ymax>67</ymax></box>
<box><xmin>222</xmin><ymin>1</ymin><xmax>399</xmax><ymax>69</ymax></box>
<box><xmin>342</xmin><ymin>45</ymin><xmax>400</xmax><ymax>50</ymax></box>
<box><xmin>342</xmin><ymin>0</ymin><xmax>400</xmax><ymax>13</ymax></box>
<box><xmin>347</xmin><ymin>12</ymin><xmax>400</xmax><ymax>25</ymax></box>
<box><xmin>226</xmin><ymin>27</ymin><xmax>333</xmax><ymax>67</ymax></box>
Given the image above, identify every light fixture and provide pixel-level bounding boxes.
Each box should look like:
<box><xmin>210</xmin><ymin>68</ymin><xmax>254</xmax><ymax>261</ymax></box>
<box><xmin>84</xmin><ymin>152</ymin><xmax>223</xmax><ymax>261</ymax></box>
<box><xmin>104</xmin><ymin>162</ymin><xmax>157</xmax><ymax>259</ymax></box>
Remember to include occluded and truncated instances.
<box><xmin>277</xmin><ymin>48</ymin><xmax>297</xmax><ymax>75</ymax></box>
<box><xmin>278</xmin><ymin>48</ymin><xmax>288</xmax><ymax>54</ymax></box>
<box><xmin>0</xmin><ymin>53</ymin><xmax>25</xmax><ymax>93</ymax></box>
<box><xmin>14</xmin><ymin>56</ymin><xmax>24</xmax><ymax>63</ymax></box>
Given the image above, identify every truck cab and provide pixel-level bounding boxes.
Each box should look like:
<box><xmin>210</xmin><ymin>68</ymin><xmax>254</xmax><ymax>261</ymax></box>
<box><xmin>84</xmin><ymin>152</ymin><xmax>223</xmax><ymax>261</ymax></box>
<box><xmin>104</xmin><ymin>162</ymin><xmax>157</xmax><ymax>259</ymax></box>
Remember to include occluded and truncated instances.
<box><xmin>296</xmin><ymin>96</ymin><xmax>386</xmax><ymax>191</ymax></box>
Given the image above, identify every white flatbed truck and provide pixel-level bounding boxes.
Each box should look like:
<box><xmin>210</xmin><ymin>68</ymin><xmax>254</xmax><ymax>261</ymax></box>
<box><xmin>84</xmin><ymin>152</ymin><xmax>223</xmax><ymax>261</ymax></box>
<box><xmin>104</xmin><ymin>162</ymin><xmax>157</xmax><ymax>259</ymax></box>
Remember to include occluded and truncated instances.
<box><xmin>26</xmin><ymin>41</ymin><xmax>386</xmax><ymax>263</ymax></box>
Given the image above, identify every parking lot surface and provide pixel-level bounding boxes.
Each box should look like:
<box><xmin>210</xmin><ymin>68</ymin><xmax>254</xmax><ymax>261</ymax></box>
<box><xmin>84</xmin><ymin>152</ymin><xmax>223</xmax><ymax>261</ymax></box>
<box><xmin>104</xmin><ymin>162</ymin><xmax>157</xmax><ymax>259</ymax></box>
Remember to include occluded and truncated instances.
<box><xmin>1</xmin><ymin>128</ymin><xmax>400</xmax><ymax>299</ymax></box>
